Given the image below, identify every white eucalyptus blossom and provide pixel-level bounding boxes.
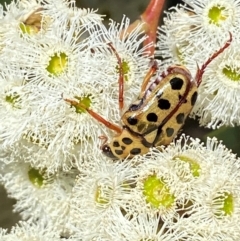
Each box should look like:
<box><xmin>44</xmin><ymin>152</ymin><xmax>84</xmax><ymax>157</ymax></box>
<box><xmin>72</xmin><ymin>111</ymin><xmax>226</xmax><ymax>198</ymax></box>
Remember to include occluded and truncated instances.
<box><xmin>1</xmin><ymin>160</ymin><xmax>77</xmax><ymax>231</ymax></box>
<box><xmin>69</xmin><ymin>157</ymin><xmax>138</xmax><ymax>238</ymax></box>
<box><xmin>0</xmin><ymin>0</ymin><xmax>152</xmax><ymax>172</ymax></box>
<box><xmin>190</xmin><ymin>37</ymin><xmax>240</xmax><ymax>128</ymax></box>
<box><xmin>182</xmin><ymin>0</ymin><xmax>240</xmax><ymax>36</ymax></box>
<box><xmin>85</xmin><ymin>16</ymin><xmax>153</xmax><ymax>119</ymax></box>
<box><xmin>127</xmin><ymin>135</ymin><xmax>240</xmax><ymax>239</ymax></box>
<box><xmin>157</xmin><ymin>0</ymin><xmax>240</xmax><ymax>128</ymax></box>
<box><xmin>107</xmin><ymin>210</ymin><xmax>191</xmax><ymax>241</ymax></box>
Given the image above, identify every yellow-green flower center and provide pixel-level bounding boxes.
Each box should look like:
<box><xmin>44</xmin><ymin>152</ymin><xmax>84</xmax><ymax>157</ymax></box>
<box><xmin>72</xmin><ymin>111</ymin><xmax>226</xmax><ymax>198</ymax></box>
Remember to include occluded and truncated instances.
<box><xmin>173</xmin><ymin>155</ymin><xmax>200</xmax><ymax>177</ymax></box>
<box><xmin>95</xmin><ymin>185</ymin><xmax>112</xmax><ymax>205</ymax></box>
<box><xmin>116</xmin><ymin>59</ymin><xmax>130</xmax><ymax>82</ymax></box>
<box><xmin>19</xmin><ymin>22</ymin><xmax>39</xmax><ymax>35</ymax></box>
<box><xmin>214</xmin><ymin>192</ymin><xmax>234</xmax><ymax>216</ymax></box>
<box><xmin>46</xmin><ymin>52</ymin><xmax>68</xmax><ymax>76</ymax></box>
<box><xmin>222</xmin><ymin>65</ymin><xmax>240</xmax><ymax>81</ymax></box>
<box><xmin>72</xmin><ymin>95</ymin><xmax>92</xmax><ymax>114</ymax></box>
<box><xmin>5</xmin><ymin>93</ymin><xmax>20</xmax><ymax>107</ymax></box>
<box><xmin>28</xmin><ymin>168</ymin><xmax>44</xmax><ymax>188</ymax></box>
<box><xmin>208</xmin><ymin>5</ymin><xmax>227</xmax><ymax>26</ymax></box>
<box><xmin>143</xmin><ymin>175</ymin><xmax>175</xmax><ymax>208</ymax></box>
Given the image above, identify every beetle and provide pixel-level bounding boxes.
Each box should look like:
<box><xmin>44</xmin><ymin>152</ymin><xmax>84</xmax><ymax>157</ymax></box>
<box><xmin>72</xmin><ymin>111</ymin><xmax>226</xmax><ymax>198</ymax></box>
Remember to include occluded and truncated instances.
<box><xmin>64</xmin><ymin>34</ymin><xmax>232</xmax><ymax>159</ymax></box>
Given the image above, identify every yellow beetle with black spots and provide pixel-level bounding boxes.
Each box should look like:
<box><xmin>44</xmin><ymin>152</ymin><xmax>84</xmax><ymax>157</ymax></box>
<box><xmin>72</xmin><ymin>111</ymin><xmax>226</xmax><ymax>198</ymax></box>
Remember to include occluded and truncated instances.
<box><xmin>64</xmin><ymin>34</ymin><xmax>232</xmax><ymax>160</ymax></box>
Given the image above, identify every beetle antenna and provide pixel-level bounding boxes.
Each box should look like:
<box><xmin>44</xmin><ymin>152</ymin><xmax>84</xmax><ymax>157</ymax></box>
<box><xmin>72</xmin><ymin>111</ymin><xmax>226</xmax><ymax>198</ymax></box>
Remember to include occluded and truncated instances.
<box><xmin>195</xmin><ymin>32</ymin><xmax>232</xmax><ymax>87</ymax></box>
<box><xmin>63</xmin><ymin>96</ymin><xmax>122</xmax><ymax>134</ymax></box>
<box><xmin>107</xmin><ymin>43</ymin><xmax>124</xmax><ymax>111</ymax></box>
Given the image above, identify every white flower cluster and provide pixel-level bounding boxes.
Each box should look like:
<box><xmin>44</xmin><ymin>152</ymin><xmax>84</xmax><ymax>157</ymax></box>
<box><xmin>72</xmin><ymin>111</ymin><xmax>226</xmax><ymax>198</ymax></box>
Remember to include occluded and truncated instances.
<box><xmin>0</xmin><ymin>0</ymin><xmax>240</xmax><ymax>240</ymax></box>
<box><xmin>2</xmin><ymin>135</ymin><xmax>240</xmax><ymax>240</ymax></box>
<box><xmin>0</xmin><ymin>0</ymin><xmax>152</xmax><ymax>172</ymax></box>
<box><xmin>157</xmin><ymin>0</ymin><xmax>240</xmax><ymax>128</ymax></box>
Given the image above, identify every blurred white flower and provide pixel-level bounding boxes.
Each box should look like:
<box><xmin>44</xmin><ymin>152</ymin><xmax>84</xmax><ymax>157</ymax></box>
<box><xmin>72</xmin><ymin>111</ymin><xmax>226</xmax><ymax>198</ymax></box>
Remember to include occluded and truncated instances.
<box><xmin>107</xmin><ymin>211</ymin><xmax>189</xmax><ymax>241</ymax></box>
<box><xmin>0</xmin><ymin>220</ymin><xmax>61</xmax><ymax>240</ymax></box>
<box><xmin>1</xmin><ymin>160</ymin><xmax>77</xmax><ymax>231</ymax></box>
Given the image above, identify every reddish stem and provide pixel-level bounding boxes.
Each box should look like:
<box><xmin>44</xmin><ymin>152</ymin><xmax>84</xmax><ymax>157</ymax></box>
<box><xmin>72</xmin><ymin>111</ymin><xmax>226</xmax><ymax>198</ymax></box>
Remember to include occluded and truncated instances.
<box><xmin>141</xmin><ymin>0</ymin><xmax>165</xmax><ymax>55</ymax></box>
<box><xmin>120</xmin><ymin>0</ymin><xmax>165</xmax><ymax>56</ymax></box>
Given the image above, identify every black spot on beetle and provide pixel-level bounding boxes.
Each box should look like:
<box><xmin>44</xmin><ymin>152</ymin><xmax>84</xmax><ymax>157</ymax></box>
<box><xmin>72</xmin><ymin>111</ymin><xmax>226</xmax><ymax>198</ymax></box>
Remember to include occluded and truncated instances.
<box><xmin>166</xmin><ymin>127</ymin><xmax>174</xmax><ymax>137</ymax></box>
<box><xmin>121</xmin><ymin>146</ymin><xmax>126</xmax><ymax>150</ymax></box>
<box><xmin>127</xmin><ymin>117</ymin><xmax>138</xmax><ymax>125</ymax></box>
<box><xmin>179</xmin><ymin>95</ymin><xmax>187</xmax><ymax>103</ymax></box>
<box><xmin>115</xmin><ymin>149</ymin><xmax>123</xmax><ymax>155</ymax></box>
<box><xmin>130</xmin><ymin>148</ymin><xmax>141</xmax><ymax>155</ymax></box>
<box><xmin>170</xmin><ymin>77</ymin><xmax>184</xmax><ymax>90</ymax></box>
<box><xmin>158</xmin><ymin>99</ymin><xmax>171</xmax><ymax>110</ymax></box>
<box><xmin>122</xmin><ymin>137</ymin><xmax>133</xmax><ymax>145</ymax></box>
<box><xmin>113</xmin><ymin>141</ymin><xmax>120</xmax><ymax>147</ymax></box>
<box><xmin>191</xmin><ymin>91</ymin><xmax>198</xmax><ymax>106</ymax></box>
<box><xmin>176</xmin><ymin>113</ymin><xmax>185</xmax><ymax>124</ymax></box>
<box><xmin>147</xmin><ymin>112</ymin><xmax>158</xmax><ymax>122</ymax></box>
<box><xmin>141</xmin><ymin>139</ymin><xmax>153</xmax><ymax>148</ymax></box>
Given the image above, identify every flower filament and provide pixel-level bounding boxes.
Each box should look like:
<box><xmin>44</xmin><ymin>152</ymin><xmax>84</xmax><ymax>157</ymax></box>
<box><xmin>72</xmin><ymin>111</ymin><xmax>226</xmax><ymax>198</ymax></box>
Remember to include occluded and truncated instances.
<box><xmin>95</xmin><ymin>185</ymin><xmax>112</xmax><ymax>206</ymax></box>
<box><xmin>213</xmin><ymin>192</ymin><xmax>234</xmax><ymax>216</ymax></box>
<box><xmin>173</xmin><ymin>155</ymin><xmax>200</xmax><ymax>177</ymax></box>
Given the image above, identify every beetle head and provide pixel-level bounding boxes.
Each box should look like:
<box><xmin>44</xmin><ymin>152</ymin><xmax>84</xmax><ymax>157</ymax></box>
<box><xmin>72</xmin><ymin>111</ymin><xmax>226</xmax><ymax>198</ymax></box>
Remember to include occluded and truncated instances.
<box><xmin>101</xmin><ymin>144</ymin><xmax>118</xmax><ymax>159</ymax></box>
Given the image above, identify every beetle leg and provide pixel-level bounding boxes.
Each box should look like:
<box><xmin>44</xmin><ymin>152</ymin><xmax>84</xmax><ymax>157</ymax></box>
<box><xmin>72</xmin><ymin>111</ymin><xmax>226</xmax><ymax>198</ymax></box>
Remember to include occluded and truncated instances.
<box><xmin>140</xmin><ymin>59</ymin><xmax>158</xmax><ymax>92</ymax></box>
<box><xmin>64</xmin><ymin>97</ymin><xmax>122</xmax><ymax>134</ymax></box>
<box><xmin>107</xmin><ymin>43</ymin><xmax>124</xmax><ymax>111</ymax></box>
<box><xmin>99</xmin><ymin>135</ymin><xmax>108</xmax><ymax>148</ymax></box>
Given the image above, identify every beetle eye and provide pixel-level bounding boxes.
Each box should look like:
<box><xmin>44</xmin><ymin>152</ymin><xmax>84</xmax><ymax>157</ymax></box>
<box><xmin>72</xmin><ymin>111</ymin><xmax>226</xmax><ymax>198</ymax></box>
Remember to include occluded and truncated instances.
<box><xmin>101</xmin><ymin>144</ymin><xmax>117</xmax><ymax>159</ymax></box>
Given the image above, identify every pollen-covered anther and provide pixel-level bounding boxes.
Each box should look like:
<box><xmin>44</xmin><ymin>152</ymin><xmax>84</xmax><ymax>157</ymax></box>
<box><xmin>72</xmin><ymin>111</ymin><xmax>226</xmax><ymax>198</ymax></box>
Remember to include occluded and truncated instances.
<box><xmin>23</xmin><ymin>131</ymin><xmax>50</xmax><ymax>149</ymax></box>
<box><xmin>173</xmin><ymin>154</ymin><xmax>201</xmax><ymax>178</ymax></box>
